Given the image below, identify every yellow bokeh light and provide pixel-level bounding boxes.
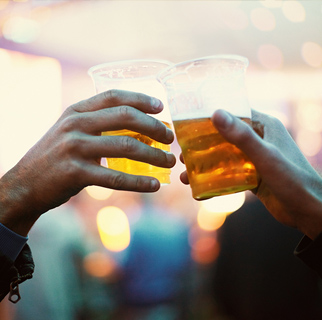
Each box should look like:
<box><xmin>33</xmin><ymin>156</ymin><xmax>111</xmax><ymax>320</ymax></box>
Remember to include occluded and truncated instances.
<box><xmin>86</xmin><ymin>185</ymin><xmax>113</xmax><ymax>201</ymax></box>
<box><xmin>257</xmin><ymin>44</ymin><xmax>284</xmax><ymax>69</ymax></box>
<box><xmin>200</xmin><ymin>192</ymin><xmax>246</xmax><ymax>214</ymax></box>
<box><xmin>197</xmin><ymin>208</ymin><xmax>226</xmax><ymax>231</ymax></box>
<box><xmin>301</xmin><ymin>42</ymin><xmax>322</xmax><ymax>68</ymax></box>
<box><xmin>250</xmin><ymin>7</ymin><xmax>276</xmax><ymax>31</ymax></box>
<box><xmin>97</xmin><ymin>206</ymin><xmax>131</xmax><ymax>252</ymax></box>
<box><xmin>282</xmin><ymin>1</ymin><xmax>306</xmax><ymax>23</ymax></box>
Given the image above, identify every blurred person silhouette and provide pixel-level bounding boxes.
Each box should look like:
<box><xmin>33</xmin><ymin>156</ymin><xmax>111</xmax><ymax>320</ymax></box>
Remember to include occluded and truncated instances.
<box><xmin>212</xmin><ymin>194</ymin><xmax>322</xmax><ymax>320</ymax></box>
<box><xmin>111</xmin><ymin>198</ymin><xmax>192</xmax><ymax>320</ymax></box>
<box><xmin>0</xmin><ymin>90</ymin><xmax>176</xmax><ymax>303</ymax></box>
<box><xmin>11</xmin><ymin>203</ymin><xmax>106</xmax><ymax>320</ymax></box>
<box><xmin>180</xmin><ymin>109</ymin><xmax>322</xmax><ymax>276</ymax></box>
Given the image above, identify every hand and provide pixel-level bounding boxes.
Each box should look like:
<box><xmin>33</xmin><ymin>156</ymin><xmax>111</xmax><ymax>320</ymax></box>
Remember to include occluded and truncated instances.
<box><xmin>0</xmin><ymin>90</ymin><xmax>175</xmax><ymax>235</ymax></box>
<box><xmin>180</xmin><ymin>109</ymin><xmax>322</xmax><ymax>240</ymax></box>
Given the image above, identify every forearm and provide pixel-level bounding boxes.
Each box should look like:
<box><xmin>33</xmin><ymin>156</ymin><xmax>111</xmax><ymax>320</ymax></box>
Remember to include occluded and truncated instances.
<box><xmin>0</xmin><ymin>167</ymin><xmax>41</xmax><ymax>237</ymax></box>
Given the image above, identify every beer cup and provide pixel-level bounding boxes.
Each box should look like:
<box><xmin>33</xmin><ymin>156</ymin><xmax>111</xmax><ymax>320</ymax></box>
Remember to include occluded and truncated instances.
<box><xmin>157</xmin><ymin>55</ymin><xmax>258</xmax><ymax>199</ymax></box>
<box><xmin>88</xmin><ymin>59</ymin><xmax>173</xmax><ymax>184</ymax></box>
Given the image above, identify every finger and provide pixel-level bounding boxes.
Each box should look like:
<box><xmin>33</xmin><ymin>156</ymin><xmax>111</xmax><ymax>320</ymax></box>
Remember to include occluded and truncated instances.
<box><xmin>71</xmin><ymin>89</ymin><xmax>164</xmax><ymax>114</ymax></box>
<box><xmin>73</xmin><ymin>106</ymin><xmax>174</xmax><ymax>144</ymax></box>
<box><xmin>179</xmin><ymin>153</ymin><xmax>185</xmax><ymax>164</ymax></box>
<box><xmin>84</xmin><ymin>164</ymin><xmax>161</xmax><ymax>192</ymax></box>
<box><xmin>180</xmin><ymin>171</ymin><xmax>189</xmax><ymax>185</ymax></box>
<box><xmin>211</xmin><ymin>109</ymin><xmax>269</xmax><ymax>166</ymax></box>
<box><xmin>82</xmin><ymin>135</ymin><xmax>176</xmax><ymax>169</ymax></box>
<box><xmin>211</xmin><ymin>109</ymin><xmax>296</xmax><ymax>184</ymax></box>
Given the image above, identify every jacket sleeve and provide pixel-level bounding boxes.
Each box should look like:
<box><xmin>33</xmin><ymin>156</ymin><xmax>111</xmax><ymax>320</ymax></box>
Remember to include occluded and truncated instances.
<box><xmin>294</xmin><ymin>232</ymin><xmax>322</xmax><ymax>278</ymax></box>
<box><xmin>0</xmin><ymin>244</ymin><xmax>34</xmax><ymax>303</ymax></box>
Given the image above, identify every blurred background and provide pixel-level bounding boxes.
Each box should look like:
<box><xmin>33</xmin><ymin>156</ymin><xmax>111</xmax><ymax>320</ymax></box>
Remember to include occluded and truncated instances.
<box><xmin>0</xmin><ymin>1</ymin><xmax>322</xmax><ymax>319</ymax></box>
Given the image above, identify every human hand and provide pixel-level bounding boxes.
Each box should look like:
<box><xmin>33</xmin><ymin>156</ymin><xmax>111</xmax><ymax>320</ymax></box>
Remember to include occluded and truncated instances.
<box><xmin>180</xmin><ymin>109</ymin><xmax>322</xmax><ymax>240</ymax></box>
<box><xmin>0</xmin><ymin>90</ymin><xmax>175</xmax><ymax>235</ymax></box>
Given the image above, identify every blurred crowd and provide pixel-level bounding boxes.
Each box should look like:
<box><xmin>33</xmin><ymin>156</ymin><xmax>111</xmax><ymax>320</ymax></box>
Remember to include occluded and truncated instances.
<box><xmin>1</xmin><ymin>190</ymin><xmax>321</xmax><ymax>320</ymax></box>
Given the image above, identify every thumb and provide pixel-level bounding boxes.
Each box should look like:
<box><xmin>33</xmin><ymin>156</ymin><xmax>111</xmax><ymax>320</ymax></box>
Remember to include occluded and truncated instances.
<box><xmin>211</xmin><ymin>109</ymin><xmax>266</xmax><ymax>164</ymax></box>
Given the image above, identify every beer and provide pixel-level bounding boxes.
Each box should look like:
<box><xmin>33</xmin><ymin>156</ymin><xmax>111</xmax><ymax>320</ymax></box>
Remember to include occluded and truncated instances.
<box><xmin>102</xmin><ymin>121</ymin><xmax>171</xmax><ymax>184</ymax></box>
<box><xmin>173</xmin><ymin>117</ymin><xmax>258</xmax><ymax>200</ymax></box>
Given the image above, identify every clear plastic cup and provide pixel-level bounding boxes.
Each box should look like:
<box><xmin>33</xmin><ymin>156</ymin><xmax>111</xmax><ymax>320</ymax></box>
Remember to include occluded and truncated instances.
<box><xmin>88</xmin><ymin>59</ymin><xmax>173</xmax><ymax>184</ymax></box>
<box><xmin>157</xmin><ymin>55</ymin><xmax>258</xmax><ymax>199</ymax></box>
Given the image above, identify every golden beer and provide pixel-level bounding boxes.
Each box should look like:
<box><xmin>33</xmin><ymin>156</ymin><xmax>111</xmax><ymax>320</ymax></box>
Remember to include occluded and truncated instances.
<box><xmin>173</xmin><ymin>117</ymin><xmax>258</xmax><ymax>200</ymax></box>
<box><xmin>102</xmin><ymin>121</ymin><xmax>171</xmax><ymax>184</ymax></box>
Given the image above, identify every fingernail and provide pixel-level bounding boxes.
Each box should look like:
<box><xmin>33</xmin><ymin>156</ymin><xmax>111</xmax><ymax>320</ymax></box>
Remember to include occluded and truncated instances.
<box><xmin>151</xmin><ymin>97</ymin><xmax>162</xmax><ymax>111</ymax></box>
<box><xmin>215</xmin><ymin>109</ymin><xmax>233</xmax><ymax>130</ymax></box>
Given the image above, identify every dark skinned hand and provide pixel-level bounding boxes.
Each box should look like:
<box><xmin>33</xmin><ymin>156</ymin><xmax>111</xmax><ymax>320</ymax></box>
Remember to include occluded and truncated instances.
<box><xmin>0</xmin><ymin>90</ymin><xmax>176</xmax><ymax>236</ymax></box>
<box><xmin>180</xmin><ymin>109</ymin><xmax>322</xmax><ymax>240</ymax></box>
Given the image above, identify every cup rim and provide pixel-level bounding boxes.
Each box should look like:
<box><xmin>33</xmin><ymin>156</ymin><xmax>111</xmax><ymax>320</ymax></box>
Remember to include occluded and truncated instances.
<box><xmin>157</xmin><ymin>54</ymin><xmax>249</xmax><ymax>82</ymax></box>
<box><xmin>88</xmin><ymin>59</ymin><xmax>173</xmax><ymax>78</ymax></box>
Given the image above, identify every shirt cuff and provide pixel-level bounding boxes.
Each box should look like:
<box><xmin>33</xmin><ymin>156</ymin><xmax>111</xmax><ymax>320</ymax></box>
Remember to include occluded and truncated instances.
<box><xmin>0</xmin><ymin>223</ymin><xmax>28</xmax><ymax>262</ymax></box>
<box><xmin>294</xmin><ymin>232</ymin><xmax>322</xmax><ymax>278</ymax></box>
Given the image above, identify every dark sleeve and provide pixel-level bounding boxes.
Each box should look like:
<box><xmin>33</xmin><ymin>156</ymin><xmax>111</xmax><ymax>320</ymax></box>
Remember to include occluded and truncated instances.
<box><xmin>0</xmin><ymin>244</ymin><xmax>34</xmax><ymax>303</ymax></box>
<box><xmin>294</xmin><ymin>232</ymin><xmax>322</xmax><ymax>278</ymax></box>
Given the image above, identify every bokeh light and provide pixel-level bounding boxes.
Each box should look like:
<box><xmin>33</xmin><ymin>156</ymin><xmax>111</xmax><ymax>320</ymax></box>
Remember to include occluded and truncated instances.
<box><xmin>191</xmin><ymin>236</ymin><xmax>220</xmax><ymax>265</ymax></box>
<box><xmin>200</xmin><ymin>192</ymin><xmax>246</xmax><ymax>214</ymax></box>
<box><xmin>264</xmin><ymin>109</ymin><xmax>290</xmax><ymax>128</ymax></box>
<box><xmin>97</xmin><ymin>206</ymin><xmax>131</xmax><ymax>252</ymax></box>
<box><xmin>3</xmin><ymin>17</ymin><xmax>40</xmax><ymax>43</ymax></box>
<box><xmin>257</xmin><ymin>44</ymin><xmax>284</xmax><ymax>69</ymax></box>
<box><xmin>83</xmin><ymin>251</ymin><xmax>118</xmax><ymax>278</ymax></box>
<box><xmin>296</xmin><ymin>129</ymin><xmax>322</xmax><ymax>157</ymax></box>
<box><xmin>86</xmin><ymin>185</ymin><xmax>113</xmax><ymax>201</ymax></box>
<box><xmin>296</xmin><ymin>101</ymin><xmax>322</xmax><ymax>133</ymax></box>
<box><xmin>301</xmin><ymin>42</ymin><xmax>322</xmax><ymax>68</ymax></box>
<box><xmin>282</xmin><ymin>1</ymin><xmax>306</xmax><ymax>22</ymax></box>
<box><xmin>250</xmin><ymin>7</ymin><xmax>276</xmax><ymax>31</ymax></box>
<box><xmin>197</xmin><ymin>208</ymin><xmax>226</xmax><ymax>232</ymax></box>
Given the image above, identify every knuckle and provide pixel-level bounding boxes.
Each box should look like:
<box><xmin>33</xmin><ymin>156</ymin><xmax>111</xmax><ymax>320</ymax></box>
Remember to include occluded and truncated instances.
<box><xmin>59</xmin><ymin>114</ymin><xmax>80</xmax><ymax>133</ymax></box>
<box><xmin>118</xmin><ymin>105</ymin><xmax>135</xmax><ymax>121</ymax></box>
<box><xmin>104</xmin><ymin>89</ymin><xmax>119</xmax><ymax>103</ymax></box>
<box><xmin>120</xmin><ymin>136</ymin><xmax>137</xmax><ymax>154</ymax></box>
<box><xmin>109</xmin><ymin>173</ymin><xmax>126</xmax><ymax>189</ymax></box>
<box><xmin>61</xmin><ymin>132</ymin><xmax>85</xmax><ymax>154</ymax></box>
<box><xmin>271</xmin><ymin>116</ymin><xmax>285</xmax><ymax>130</ymax></box>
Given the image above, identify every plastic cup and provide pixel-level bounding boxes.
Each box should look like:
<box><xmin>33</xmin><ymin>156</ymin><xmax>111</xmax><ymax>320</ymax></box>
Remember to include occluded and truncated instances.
<box><xmin>88</xmin><ymin>59</ymin><xmax>173</xmax><ymax>185</ymax></box>
<box><xmin>157</xmin><ymin>55</ymin><xmax>258</xmax><ymax>199</ymax></box>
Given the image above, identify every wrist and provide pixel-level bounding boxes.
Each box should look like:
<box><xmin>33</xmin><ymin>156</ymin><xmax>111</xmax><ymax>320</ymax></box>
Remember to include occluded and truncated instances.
<box><xmin>0</xmin><ymin>169</ymin><xmax>40</xmax><ymax>237</ymax></box>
